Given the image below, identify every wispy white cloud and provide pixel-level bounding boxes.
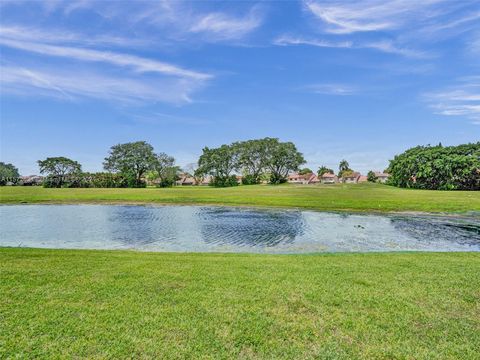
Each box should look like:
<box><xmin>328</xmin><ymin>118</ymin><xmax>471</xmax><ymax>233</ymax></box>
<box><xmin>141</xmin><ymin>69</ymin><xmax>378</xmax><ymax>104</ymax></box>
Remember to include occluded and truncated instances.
<box><xmin>278</xmin><ymin>0</ymin><xmax>480</xmax><ymax>58</ymax></box>
<box><xmin>0</xmin><ymin>38</ymin><xmax>211</xmax><ymax>80</ymax></box>
<box><xmin>57</xmin><ymin>0</ymin><xmax>265</xmax><ymax>43</ymax></box>
<box><xmin>304</xmin><ymin>83</ymin><xmax>356</xmax><ymax>96</ymax></box>
<box><xmin>189</xmin><ymin>7</ymin><xmax>263</xmax><ymax>40</ymax></box>
<box><xmin>424</xmin><ymin>77</ymin><xmax>480</xmax><ymax>124</ymax></box>
<box><xmin>305</xmin><ymin>0</ymin><xmax>397</xmax><ymax>34</ymax></box>
<box><xmin>274</xmin><ymin>35</ymin><xmax>427</xmax><ymax>58</ymax></box>
<box><xmin>0</xmin><ymin>25</ymin><xmax>149</xmax><ymax>48</ymax></box>
<box><xmin>304</xmin><ymin>0</ymin><xmax>471</xmax><ymax>35</ymax></box>
<box><xmin>274</xmin><ymin>35</ymin><xmax>352</xmax><ymax>48</ymax></box>
<box><xmin>0</xmin><ymin>65</ymin><xmax>202</xmax><ymax>104</ymax></box>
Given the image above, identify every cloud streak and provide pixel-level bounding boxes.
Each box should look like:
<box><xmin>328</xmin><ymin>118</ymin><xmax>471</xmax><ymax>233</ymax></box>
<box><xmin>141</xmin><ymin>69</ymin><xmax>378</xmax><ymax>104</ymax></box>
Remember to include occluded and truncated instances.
<box><xmin>424</xmin><ymin>77</ymin><xmax>480</xmax><ymax>124</ymax></box>
<box><xmin>274</xmin><ymin>35</ymin><xmax>427</xmax><ymax>58</ymax></box>
<box><xmin>0</xmin><ymin>38</ymin><xmax>211</xmax><ymax>80</ymax></box>
<box><xmin>190</xmin><ymin>7</ymin><xmax>263</xmax><ymax>40</ymax></box>
<box><xmin>304</xmin><ymin>0</ymin><xmax>475</xmax><ymax>35</ymax></box>
<box><xmin>304</xmin><ymin>83</ymin><xmax>356</xmax><ymax>96</ymax></box>
<box><xmin>0</xmin><ymin>65</ymin><xmax>202</xmax><ymax>104</ymax></box>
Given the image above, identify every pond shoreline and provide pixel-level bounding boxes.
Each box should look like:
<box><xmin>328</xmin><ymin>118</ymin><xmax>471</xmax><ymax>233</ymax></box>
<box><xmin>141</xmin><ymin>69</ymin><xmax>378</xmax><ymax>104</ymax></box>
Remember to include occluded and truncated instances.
<box><xmin>2</xmin><ymin>201</ymin><xmax>479</xmax><ymax>220</ymax></box>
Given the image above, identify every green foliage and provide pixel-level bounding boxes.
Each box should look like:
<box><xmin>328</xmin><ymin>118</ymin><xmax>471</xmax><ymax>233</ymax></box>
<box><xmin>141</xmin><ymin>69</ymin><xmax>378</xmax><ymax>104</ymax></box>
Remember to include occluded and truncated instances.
<box><xmin>197</xmin><ymin>144</ymin><xmax>240</xmax><ymax>187</ymax></box>
<box><xmin>37</xmin><ymin>157</ymin><xmax>82</xmax><ymax>188</ymax></box>
<box><xmin>103</xmin><ymin>141</ymin><xmax>156</xmax><ymax>187</ymax></box>
<box><xmin>263</xmin><ymin>138</ymin><xmax>306</xmax><ymax>184</ymax></box>
<box><xmin>338</xmin><ymin>159</ymin><xmax>352</xmax><ymax>178</ymax></box>
<box><xmin>317</xmin><ymin>166</ymin><xmax>334</xmax><ymax>176</ymax></box>
<box><xmin>196</xmin><ymin>138</ymin><xmax>305</xmax><ymax>186</ymax></box>
<box><xmin>367</xmin><ymin>170</ymin><xmax>378</xmax><ymax>183</ymax></box>
<box><xmin>210</xmin><ymin>175</ymin><xmax>239</xmax><ymax>187</ymax></box>
<box><xmin>0</xmin><ymin>162</ymin><xmax>20</xmax><ymax>185</ymax></box>
<box><xmin>235</xmin><ymin>139</ymin><xmax>269</xmax><ymax>184</ymax></box>
<box><xmin>387</xmin><ymin>142</ymin><xmax>480</xmax><ymax>190</ymax></box>
<box><xmin>151</xmin><ymin>153</ymin><xmax>179</xmax><ymax>188</ymax></box>
<box><xmin>340</xmin><ymin>169</ymin><xmax>354</xmax><ymax>179</ymax></box>
<box><xmin>241</xmin><ymin>174</ymin><xmax>259</xmax><ymax>185</ymax></box>
<box><xmin>298</xmin><ymin>168</ymin><xmax>313</xmax><ymax>175</ymax></box>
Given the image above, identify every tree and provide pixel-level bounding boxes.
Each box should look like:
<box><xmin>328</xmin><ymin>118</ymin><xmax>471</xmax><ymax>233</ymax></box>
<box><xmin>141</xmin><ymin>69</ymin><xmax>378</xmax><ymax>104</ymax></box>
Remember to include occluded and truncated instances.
<box><xmin>37</xmin><ymin>157</ymin><xmax>82</xmax><ymax>187</ymax></box>
<box><xmin>235</xmin><ymin>139</ymin><xmax>269</xmax><ymax>185</ymax></box>
<box><xmin>103</xmin><ymin>141</ymin><xmax>156</xmax><ymax>187</ymax></box>
<box><xmin>263</xmin><ymin>138</ymin><xmax>306</xmax><ymax>184</ymax></box>
<box><xmin>299</xmin><ymin>168</ymin><xmax>313</xmax><ymax>175</ymax></box>
<box><xmin>367</xmin><ymin>170</ymin><xmax>378</xmax><ymax>183</ymax></box>
<box><xmin>386</xmin><ymin>142</ymin><xmax>480</xmax><ymax>190</ymax></box>
<box><xmin>152</xmin><ymin>152</ymin><xmax>179</xmax><ymax>187</ymax></box>
<box><xmin>338</xmin><ymin>159</ymin><xmax>352</xmax><ymax>178</ymax></box>
<box><xmin>317</xmin><ymin>166</ymin><xmax>334</xmax><ymax>176</ymax></box>
<box><xmin>0</xmin><ymin>162</ymin><xmax>20</xmax><ymax>185</ymax></box>
<box><xmin>197</xmin><ymin>144</ymin><xmax>240</xmax><ymax>187</ymax></box>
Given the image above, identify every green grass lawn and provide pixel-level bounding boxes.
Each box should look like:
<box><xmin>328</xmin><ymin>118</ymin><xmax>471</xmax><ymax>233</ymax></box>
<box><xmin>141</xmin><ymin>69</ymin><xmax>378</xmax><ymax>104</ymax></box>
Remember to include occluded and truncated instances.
<box><xmin>1</xmin><ymin>248</ymin><xmax>479</xmax><ymax>359</ymax></box>
<box><xmin>1</xmin><ymin>183</ymin><xmax>479</xmax><ymax>213</ymax></box>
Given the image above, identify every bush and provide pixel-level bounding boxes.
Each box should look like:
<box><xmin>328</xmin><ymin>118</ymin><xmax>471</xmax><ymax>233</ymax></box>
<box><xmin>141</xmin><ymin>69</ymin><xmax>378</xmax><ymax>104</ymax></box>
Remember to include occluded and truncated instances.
<box><xmin>269</xmin><ymin>173</ymin><xmax>287</xmax><ymax>184</ymax></box>
<box><xmin>241</xmin><ymin>174</ymin><xmax>259</xmax><ymax>185</ymax></box>
<box><xmin>210</xmin><ymin>175</ymin><xmax>239</xmax><ymax>187</ymax></box>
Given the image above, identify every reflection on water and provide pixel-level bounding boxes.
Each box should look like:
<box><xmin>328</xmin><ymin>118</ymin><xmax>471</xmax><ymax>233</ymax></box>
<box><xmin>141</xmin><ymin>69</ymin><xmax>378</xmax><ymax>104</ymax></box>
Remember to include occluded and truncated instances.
<box><xmin>0</xmin><ymin>205</ymin><xmax>479</xmax><ymax>253</ymax></box>
<box><xmin>199</xmin><ymin>207</ymin><xmax>303</xmax><ymax>247</ymax></box>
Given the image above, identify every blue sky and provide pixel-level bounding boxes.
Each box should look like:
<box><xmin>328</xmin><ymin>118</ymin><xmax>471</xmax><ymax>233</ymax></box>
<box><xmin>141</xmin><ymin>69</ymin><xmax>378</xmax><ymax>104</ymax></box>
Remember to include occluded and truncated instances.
<box><xmin>1</xmin><ymin>0</ymin><xmax>479</xmax><ymax>175</ymax></box>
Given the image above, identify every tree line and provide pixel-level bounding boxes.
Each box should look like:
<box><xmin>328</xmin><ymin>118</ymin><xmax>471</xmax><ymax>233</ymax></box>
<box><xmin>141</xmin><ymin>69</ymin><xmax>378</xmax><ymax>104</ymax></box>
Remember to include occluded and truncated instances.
<box><xmin>1</xmin><ymin>141</ymin><xmax>478</xmax><ymax>190</ymax></box>
<box><xmin>1</xmin><ymin>138</ymin><xmax>305</xmax><ymax>188</ymax></box>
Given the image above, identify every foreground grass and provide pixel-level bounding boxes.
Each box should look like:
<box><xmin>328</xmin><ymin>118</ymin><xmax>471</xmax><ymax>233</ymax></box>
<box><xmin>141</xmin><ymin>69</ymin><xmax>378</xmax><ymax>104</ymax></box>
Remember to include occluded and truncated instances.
<box><xmin>1</xmin><ymin>248</ymin><xmax>479</xmax><ymax>359</ymax></box>
<box><xmin>1</xmin><ymin>183</ymin><xmax>479</xmax><ymax>213</ymax></box>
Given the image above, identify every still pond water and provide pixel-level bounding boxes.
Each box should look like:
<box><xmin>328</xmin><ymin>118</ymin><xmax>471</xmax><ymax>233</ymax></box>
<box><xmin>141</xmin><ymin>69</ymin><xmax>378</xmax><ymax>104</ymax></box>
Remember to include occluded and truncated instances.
<box><xmin>0</xmin><ymin>205</ymin><xmax>479</xmax><ymax>253</ymax></box>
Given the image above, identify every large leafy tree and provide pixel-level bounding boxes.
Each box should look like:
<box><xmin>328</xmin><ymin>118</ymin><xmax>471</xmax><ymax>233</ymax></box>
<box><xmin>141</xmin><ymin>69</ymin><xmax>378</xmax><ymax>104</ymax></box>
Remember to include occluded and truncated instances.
<box><xmin>103</xmin><ymin>141</ymin><xmax>156</xmax><ymax>187</ymax></box>
<box><xmin>197</xmin><ymin>144</ymin><xmax>239</xmax><ymax>187</ymax></box>
<box><xmin>37</xmin><ymin>157</ymin><xmax>82</xmax><ymax>187</ymax></box>
<box><xmin>0</xmin><ymin>162</ymin><xmax>20</xmax><ymax>185</ymax></box>
<box><xmin>235</xmin><ymin>139</ymin><xmax>269</xmax><ymax>184</ymax></box>
<box><xmin>387</xmin><ymin>142</ymin><xmax>480</xmax><ymax>190</ymax></box>
<box><xmin>264</xmin><ymin>138</ymin><xmax>306</xmax><ymax>184</ymax></box>
<box><xmin>152</xmin><ymin>152</ymin><xmax>179</xmax><ymax>187</ymax></box>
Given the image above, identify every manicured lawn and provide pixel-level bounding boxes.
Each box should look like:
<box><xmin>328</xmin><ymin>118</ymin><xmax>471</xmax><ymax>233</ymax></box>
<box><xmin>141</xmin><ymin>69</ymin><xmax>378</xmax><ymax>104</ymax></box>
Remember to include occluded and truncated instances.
<box><xmin>0</xmin><ymin>248</ymin><xmax>479</xmax><ymax>359</ymax></box>
<box><xmin>1</xmin><ymin>183</ymin><xmax>479</xmax><ymax>213</ymax></box>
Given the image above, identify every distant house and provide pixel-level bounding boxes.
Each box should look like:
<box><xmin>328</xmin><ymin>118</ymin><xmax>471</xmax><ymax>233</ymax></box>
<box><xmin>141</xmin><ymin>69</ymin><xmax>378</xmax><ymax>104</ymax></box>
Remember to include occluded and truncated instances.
<box><xmin>288</xmin><ymin>173</ymin><xmax>318</xmax><ymax>184</ymax></box>
<box><xmin>358</xmin><ymin>175</ymin><xmax>368</xmax><ymax>183</ymax></box>
<box><xmin>308</xmin><ymin>174</ymin><xmax>320</xmax><ymax>184</ymax></box>
<box><xmin>342</xmin><ymin>172</ymin><xmax>361</xmax><ymax>184</ymax></box>
<box><xmin>20</xmin><ymin>175</ymin><xmax>44</xmax><ymax>186</ymax></box>
<box><xmin>175</xmin><ymin>174</ymin><xmax>196</xmax><ymax>186</ymax></box>
<box><xmin>374</xmin><ymin>172</ymin><xmax>390</xmax><ymax>183</ymax></box>
<box><xmin>320</xmin><ymin>173</ymin><xmax>338</xmax><ymax>184</ymax></box>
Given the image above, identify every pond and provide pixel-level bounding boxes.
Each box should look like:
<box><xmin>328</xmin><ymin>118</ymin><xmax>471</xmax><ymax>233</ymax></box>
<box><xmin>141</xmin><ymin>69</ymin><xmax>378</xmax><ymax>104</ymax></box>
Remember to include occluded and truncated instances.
<box><xmin>0</xmin><ymin>205</ymin><xmax>479</xmax><ymax>253</ymax></box>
